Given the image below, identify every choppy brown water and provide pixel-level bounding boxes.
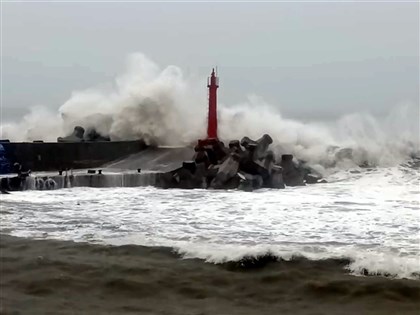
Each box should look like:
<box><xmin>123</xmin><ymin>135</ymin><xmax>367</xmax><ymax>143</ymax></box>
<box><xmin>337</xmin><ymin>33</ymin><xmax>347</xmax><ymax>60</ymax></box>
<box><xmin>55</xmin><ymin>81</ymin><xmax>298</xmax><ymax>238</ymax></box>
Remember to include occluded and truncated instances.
<box><xmin>1</xmin><ymin>235</ymin><xmax>419</xmax><ymax>315</ymax></box>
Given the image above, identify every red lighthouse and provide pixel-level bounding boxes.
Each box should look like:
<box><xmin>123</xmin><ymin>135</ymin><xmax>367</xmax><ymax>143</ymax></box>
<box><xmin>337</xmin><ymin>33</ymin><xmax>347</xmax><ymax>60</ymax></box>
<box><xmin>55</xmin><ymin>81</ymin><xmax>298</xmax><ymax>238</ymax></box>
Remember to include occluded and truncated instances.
<box><xmin>197</xmin><ymin>68</ymin><xmax>220</xmax><ymax>149</ymax></box>
<box><xmin>207</xmin><ymin>68</ymin><xmax>219</xmax><ymax>140</ymax></box>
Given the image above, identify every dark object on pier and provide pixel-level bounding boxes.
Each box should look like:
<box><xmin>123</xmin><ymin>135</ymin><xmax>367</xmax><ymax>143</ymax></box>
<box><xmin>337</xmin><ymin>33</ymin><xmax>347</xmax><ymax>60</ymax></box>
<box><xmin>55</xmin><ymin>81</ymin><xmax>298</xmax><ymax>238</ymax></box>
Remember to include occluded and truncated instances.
<box><xmin>57</xmin><ymin>126</ymin><xmax>85</xmax><ymax>143</ymax></box>
<box><xmin>57</xmin><ymin>126</ymin><xmax>111</xmax><ymax>143</ymax></box>
<box><xmin>84</xmin><ymin>128</ymin><xmax>111</xmax><ymax>142</ymax></box>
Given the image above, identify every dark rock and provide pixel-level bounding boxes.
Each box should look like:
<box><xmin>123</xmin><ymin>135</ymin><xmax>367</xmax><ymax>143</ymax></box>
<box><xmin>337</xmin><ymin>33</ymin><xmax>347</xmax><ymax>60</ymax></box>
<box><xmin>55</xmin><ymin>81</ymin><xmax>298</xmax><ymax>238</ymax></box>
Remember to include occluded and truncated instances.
<box><xmin>165</xmin><ymin>133</ymin><xmax>304</xmax><ymax>191</ymax></box>
<box><xmin>160</xmin><ymin>171</ymin><xmax>177</xmax><ymax>189</ymax></box>
<box><xmin>210</xmin><ymin>153</ymin><xmax>240</xmax><ymax>189</ymax></box>
<box><xmin>206</xmin><ymin>164</ymin><xmax>219</xmax><ymax>177</ymax></box>
<box><xmin>221</xmin><ymin>174</ymin><xmax>241</xmax><ymax>190</ymax></box>
<box><xmin>197</xmin><ymin>139</ymin><xmax>228</xmax><ymax>165</ymax></box>
<box><xmin>239</xmin><ymin>157</ymin><xmax>270</xmax><ymax>179</ymax></box>
<box><xmin>84</xmin><ymin>128</ymin><xmax>110</xmax><ymax>142</ymax></box>
<box><xmin>358</xmin><ymin>161</ymin><xmax>370</xmax><ymax>168</ymax></box>
<box><xmin>180</xmin><ymin>161</ymin><xmax>207</xmax><ymax>188</ymax></box>
<box><xmin>266</xmin><ymin>165</ymin><xmax>285</xmax><ymax>189</ymax></box>
<box><xmin>253</xmin><ymin>134</ymin><xmax>273</xmax><ymax>160</ymax></box>
<box><xmin>237</xmin><ymin>173</ymin><xmax>253</xmax><ymax>192</ymax></box>
<box><xmin>182</xmin><ymin>161</ymin><xmax>197</xmax><ymax>174</ymax></box>
<box><xmin>194</xmin><ymin>163</ymin><xmax>208</xmax><ymax>188</ymax></box>
<box><xmin>240</xmin><ymin>137</ymin><xmax>257</xmax><ymax>150</ymax></box>
<box><xmin>281</xmin><ymin>154</ymin><xmax>294</xmax><ymax>162</ymax></box>
<box><xmin>405</xmin><ymin>158</ymin><xmax>420</xmax><ymax>169</ymax></box>
<box><xmin>305</xmin><ymin>174</ymin><xmax>321</xmax><ymax>184</ymax></box>
<box><xmin>253</xmin><ymin>151</ymin><xmax>275</xmax><ymax>187</ymax></box>
<box><xmin>238</xmin><ymin>136</ymin><xmax>277</xmax><ymax>185</ymax></box>
<box><xmin>204</xmin><ymin>148</ymin><xmax>218</xmax><ymax>166</ymax></box>
<box><xmin>193</xmin><ymin>148</ymin><xmax>210</xmax><ymax>166</ymax></box>
<box><xmin>264</xmin><ymin>151</ymin><xmax>276</xmax><ymax>169</ymax></box>
<box><xmin>176</xmin><ymin>169</ymin><xmax>194</xmax><ymax>189</ymax></box>
<box><xmin>247</xmin><ymin>174</ymin><xmax>264</xmax><ymax>189</ymax></box>
<box><xmin>299</xmin><ymin>162</ymin><xmax>325</xmax><ymax>184</ymax></box>
<box><xmin>162</xmin><ymin>161</ymin><xmax>206</xmax><ymax>189</ymax></box>
<box><xmin>238</xmin><ymin>172</ymin><xmax>263</xmax><ymax>191</ymax></box>
<box><xmin>205</xmin><ymin>164</ymin><xmax>219</xmax><ymax>186</ymax></box>
<box><xmin>212</xmin><ymin>141</ymin><xmax>229</xmax><ymax>164</ymax></box>
<box><xmin>57</xmin><ymin>126</ymin><xmax>85</xmax><ymax>143</ymax></box>
<box><xmin>229</xmin><ymin>140</ymin><xmax>240</xmax><ymax>149</ymax></box>
<box><xmin>228</xmin><ymin>140</ymin><xmax>243</xmax><ymax>154</ymax></box>
<box><xmin>280</xmin><ymin>154</ymin><xmax>305</xmax><ymax>186</ymax></box>
<box><xmin>74</xmin><ymin>126</ymin><xmax>85</xmax><ymax>138</ymax></box>
<box><xmin>335</xmin><ymin>148</ymin><xmax>353</xmax><ymax>161</ymax></box>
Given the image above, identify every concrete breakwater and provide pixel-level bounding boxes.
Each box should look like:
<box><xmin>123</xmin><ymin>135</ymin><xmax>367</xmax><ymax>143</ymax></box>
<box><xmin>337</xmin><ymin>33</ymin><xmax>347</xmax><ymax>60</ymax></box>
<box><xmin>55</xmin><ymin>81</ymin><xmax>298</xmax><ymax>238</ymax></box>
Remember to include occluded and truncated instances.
<box><xmin>1</xmin><ymin>134</ymin><xmax>327</xmax><ymax>192</ymax></box>
<box><xmin>1</xmin><ymin>171</ymin><xmax>163</xmax><ymax>191</ymax></box>
<box><xmin>0</xmin><ymin>140</ymin><xmax>147</xmax><ymax>173</ymax></box>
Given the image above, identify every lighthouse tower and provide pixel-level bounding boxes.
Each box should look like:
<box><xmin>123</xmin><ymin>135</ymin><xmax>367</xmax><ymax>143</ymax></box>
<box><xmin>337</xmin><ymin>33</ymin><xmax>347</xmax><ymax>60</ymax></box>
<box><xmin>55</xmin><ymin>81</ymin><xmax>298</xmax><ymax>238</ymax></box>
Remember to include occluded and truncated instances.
<box><xmin>197</xmin><ymin>68</ymin><xmax>220</xmax><ymax>149</ymax></box>
<box><xmin>207</xmin><ymin>68</ymin><xmax>219</xmax><ymax>140</ymax></box>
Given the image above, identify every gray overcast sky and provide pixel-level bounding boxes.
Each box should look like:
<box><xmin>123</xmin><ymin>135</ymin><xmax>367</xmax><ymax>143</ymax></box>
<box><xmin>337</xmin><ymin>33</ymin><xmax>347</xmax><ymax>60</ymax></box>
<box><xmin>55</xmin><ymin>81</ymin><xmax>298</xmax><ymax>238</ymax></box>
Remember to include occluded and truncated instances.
<box><xmin>1</xmin><ymin>1</ymin><xmax>419</xmax><ymax>122</ymax></box>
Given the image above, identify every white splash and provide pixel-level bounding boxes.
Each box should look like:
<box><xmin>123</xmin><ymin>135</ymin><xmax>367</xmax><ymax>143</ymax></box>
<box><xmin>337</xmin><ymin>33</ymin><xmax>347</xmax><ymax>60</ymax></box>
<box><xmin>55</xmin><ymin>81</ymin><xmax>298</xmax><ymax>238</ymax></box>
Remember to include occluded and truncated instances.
<box><xmin>1</xmin><ymin>53</ymin><xmax>418</xmax><ymax>168</ymax></box>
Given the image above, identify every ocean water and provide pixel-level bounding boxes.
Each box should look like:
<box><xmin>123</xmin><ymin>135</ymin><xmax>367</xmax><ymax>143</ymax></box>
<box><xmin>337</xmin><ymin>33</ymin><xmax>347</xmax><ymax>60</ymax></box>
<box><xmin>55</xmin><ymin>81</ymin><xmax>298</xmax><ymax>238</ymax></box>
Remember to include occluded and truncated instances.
<box><xmin>1</xmin><ymin>164</ymin><xmax>419</xmax><ymax>279</ymax></box>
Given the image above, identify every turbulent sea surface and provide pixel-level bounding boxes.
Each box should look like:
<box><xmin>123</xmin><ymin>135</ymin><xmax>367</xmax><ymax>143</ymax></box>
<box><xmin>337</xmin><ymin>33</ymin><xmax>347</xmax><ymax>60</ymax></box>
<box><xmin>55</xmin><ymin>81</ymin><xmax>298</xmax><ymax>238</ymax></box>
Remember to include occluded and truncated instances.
<box><xmin>1</xmin><ymin>163</ymin><xmax>419</xmax><ymax>279</ymax></box>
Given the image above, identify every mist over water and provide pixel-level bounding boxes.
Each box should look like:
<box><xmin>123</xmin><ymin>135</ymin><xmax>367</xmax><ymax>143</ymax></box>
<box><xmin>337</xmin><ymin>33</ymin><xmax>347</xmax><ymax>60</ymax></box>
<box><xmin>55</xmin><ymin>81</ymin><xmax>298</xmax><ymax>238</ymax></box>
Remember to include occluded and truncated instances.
<box><xmin>1</xmin><ymin>53</ymin><xmax>419</xmax><ymax>169</ymax></box>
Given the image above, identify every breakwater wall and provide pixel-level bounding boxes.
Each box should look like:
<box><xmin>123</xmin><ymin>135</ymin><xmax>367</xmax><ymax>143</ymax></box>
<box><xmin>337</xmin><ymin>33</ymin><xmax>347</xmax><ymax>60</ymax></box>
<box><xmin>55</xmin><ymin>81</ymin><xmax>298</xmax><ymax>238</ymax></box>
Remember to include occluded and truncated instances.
<box><xmin>13</xmin><ymin>171</ymin><xmax>163</xmax><ymax>190</ymax></box>
<box><xmin>0</xmin><ymin>140</ymin><xmax>147</xmax><ymax>173</ymax></box>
